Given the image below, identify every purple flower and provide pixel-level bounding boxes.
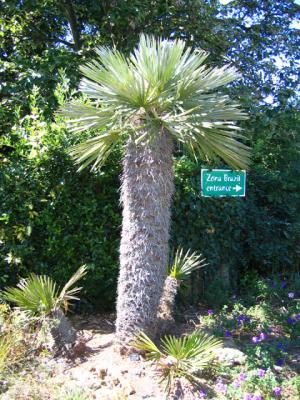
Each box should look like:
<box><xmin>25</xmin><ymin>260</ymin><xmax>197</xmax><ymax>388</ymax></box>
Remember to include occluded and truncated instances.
<box><xmin>273</xmin><ymin>387</ymin><xmax>281</xmax><ymax>396</ymax></box>
<box><xmin>224</xmin><ymin>330</ymin><xmax>231</xmax><ymax>337</ymax></box>
<box><xmin>252</xmin><ymin>336</ymin><xmax>259</xmax><ymax>344</ymax></box>
<box><xmin>198</xmin><ymin>389</ymin><xmax>207</xmax><ymax>398</ymax></box>
<box><xmin>207</xmin><ymin>309</ymin><xmax>214</xmax><ymax>316</ymax></box>
<box><xmin>243</xmin><ymin>394</ymin><xmax>253</xmax><ymax>400</ymax></box>
<box><xmin>215</xmin><ymin>380</ymin><xmax>227</xmax><ymax>395</ymax></box>
<box><xmin>238</xmin><ymin>372</ymin><xmax>246</xmax><ymax>381</ymax></box>
<box><xmin>296</xmin><ymin>314</ymin><xmax>300</xmax><ymax>320</ymax></box>
<box><xmin>288</xmin><ymin>292</ymin><xmax>295</xmax><ymax>299</ymax></box>
<box><xmin>281</xmin><ymin>281</ymin><xmax>287</xmax><ymax>288</ymax></box>
<box><xmin>287</xmin><ymin>317</ymin><xmax>296</xmax><ymax>324</ymax></box>
<box><xmin>253</xmin><ymin>395</ymin><xmax>262</xmax><ymax>400</ymax></box>
<box><xmin>236</xmin><ymin>314</ymin><xmax>250</xmax><ymax>325</ymax></box>
<box><xmin>276</xmin><ymin>359</ymin><xmax>284</xmax><ymax>366</ymax></box>
<box><xmin>259</xmin><ymin>332</ymin><xmax>267</xmax><ymax>341</ymax></box>
<box><xmin>232</xmin><ymin>380</ymin><xmax>240</xmax><ymax>388</ymax></box>
<box><xmin>257</xmin><ymin>369</ymin><xmax>266</xmax><ymax>378</ymax></box>
<box><xmin>277</xmin><ymin>342</ymin><xmax>284</xmax><ymax>350</ymax></box>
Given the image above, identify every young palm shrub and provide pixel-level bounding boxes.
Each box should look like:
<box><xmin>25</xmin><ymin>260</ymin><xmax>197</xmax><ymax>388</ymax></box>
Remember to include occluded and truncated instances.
<box><xmin>133</xmin><ymin>330</ymin><xmax>222</xmax><ymax>393</ymax></box>
<box><xmin>158</xmin><ymin>248</ymin><xmax>207</xmax><ymax>333</ymax></box>
<box><xmin>2</xmin><ymin>266</ymin><xmax>87</xmax><ymax>350</ymax></box>
<box><xmin>60</xmin><ymin>35</ymin><xmax>250</xmax><ymax>344</ymax></box>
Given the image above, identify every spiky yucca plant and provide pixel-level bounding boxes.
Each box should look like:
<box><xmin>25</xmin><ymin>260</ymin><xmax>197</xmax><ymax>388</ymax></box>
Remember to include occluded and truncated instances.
<box><xmin>60</xmin><ymin>35</ymin><xmax>250</xmax><ymax>343</ymax></box>
<box><xmin>158</xmin><ymin>248</ymin><xmax>206</xmax><ymax>332</ymax></box>
<box><xmin>133</xmin><ymin>331</ymin><xmax>222</xmax><ymax>392</ymax></box>
<box><xmin>2</xmin><ymin>265</ymin><xmax>87</xmax><ymax>316</ymax></box>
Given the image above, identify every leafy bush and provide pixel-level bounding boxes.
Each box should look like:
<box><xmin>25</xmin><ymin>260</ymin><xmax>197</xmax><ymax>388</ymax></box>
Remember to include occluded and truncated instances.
<box><xmin>0</xmin><ymin>80</ymin><xmax>121</xmax><ymax>310</ymax></box>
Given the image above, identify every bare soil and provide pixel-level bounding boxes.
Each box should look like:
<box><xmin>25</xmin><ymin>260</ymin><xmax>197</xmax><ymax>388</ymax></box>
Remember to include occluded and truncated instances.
<box><xmin>65</xmin><ymin>313</ymin><xmax>166</xmax><ymax>399</ymax></box>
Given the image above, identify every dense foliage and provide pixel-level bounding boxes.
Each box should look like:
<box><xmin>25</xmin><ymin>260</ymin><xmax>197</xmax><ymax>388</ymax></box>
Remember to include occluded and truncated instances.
<box><xmin>1</xmin><ymin>0</ymin><xmax>299</xmax><ymax>309</ymax></box>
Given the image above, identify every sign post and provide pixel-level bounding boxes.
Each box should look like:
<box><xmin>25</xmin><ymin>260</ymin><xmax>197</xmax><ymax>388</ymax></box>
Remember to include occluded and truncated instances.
<box><xmin>201</xmin><ymin>169</ymin><xmax>246</xmax><ymax>197</ymax></box>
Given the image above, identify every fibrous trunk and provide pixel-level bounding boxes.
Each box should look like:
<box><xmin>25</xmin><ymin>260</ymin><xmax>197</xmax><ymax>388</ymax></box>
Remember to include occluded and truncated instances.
<box><xmin>50</xmin><ymin>309</ymin><xmax>77</xmax><ymax>351</ymax></box>
<box><xmin>116</xmin><ymin>131</ymin><xmax>174</xmax><ymax>344</ymax></box>
<box><xmin>157</xmin><ymin>276</ymin><xmax>179</xmax><ymax>334</ymax></box>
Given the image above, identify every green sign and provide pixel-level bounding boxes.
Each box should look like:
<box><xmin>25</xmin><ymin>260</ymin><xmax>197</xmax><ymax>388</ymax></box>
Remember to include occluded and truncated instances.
<box><xmin>201</xmin><ymin>169</ymin><xmax>246</xmax><ymax>197</ymax></box>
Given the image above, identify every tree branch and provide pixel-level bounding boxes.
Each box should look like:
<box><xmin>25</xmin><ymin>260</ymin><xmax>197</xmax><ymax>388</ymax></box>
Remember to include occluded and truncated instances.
<box><xmin>62</xmin><ymin>0</ymin><xmax>81</xmax><ymax>51</ymax></box>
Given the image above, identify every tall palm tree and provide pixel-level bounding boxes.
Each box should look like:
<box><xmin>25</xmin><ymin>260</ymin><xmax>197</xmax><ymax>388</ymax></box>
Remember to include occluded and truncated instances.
<box><xmin>60</xmin><ymin>35</ymin><xmax>250</xmax><ymax>344</ymax></box>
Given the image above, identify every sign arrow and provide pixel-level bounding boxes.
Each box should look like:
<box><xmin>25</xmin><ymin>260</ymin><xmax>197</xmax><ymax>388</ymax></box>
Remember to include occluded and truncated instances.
<box><xmin>201</xmin><ymin>169</ymin><xmax>246</xmax><ymax>197</ymax></box>
<box><xmin>233</xmin><ymin>184</ymin><xmax>242</xmax><ymax>192</ymax></box>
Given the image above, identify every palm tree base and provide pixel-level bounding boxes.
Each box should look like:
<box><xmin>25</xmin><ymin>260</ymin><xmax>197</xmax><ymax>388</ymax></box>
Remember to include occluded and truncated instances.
<box><xmin>49</xmin><ymin>309</ymin><xmax>77</xmax><ymax>352</ymax></box>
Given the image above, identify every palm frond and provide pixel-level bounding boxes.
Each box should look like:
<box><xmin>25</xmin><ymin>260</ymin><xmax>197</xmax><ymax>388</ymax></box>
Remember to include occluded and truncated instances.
<box><xmin>69</xmin><ymin>130</ymin><xmax>121</xmax><ymax>171</ymax></box>
<box><xmin>2</xmin><ymin>274</ymin><xmax>58</xmax><ymax>316</ymax></box>
<box><xmin>56</xmin><ymin>265</ymin><xmax>87</xmax><ymax>312</ymax></box>
<box><xmin>2</xmin><ymin>266</ymin><xmax>87</xmax><ymax>316</ymax></box>
<box><xmin>131</xmin><ymin>332</ymin><xmax>162</xmax><ymax>360</ymax></box>
<box><xmin>161</xmin><ymin>331</ymin><xmax>222</xmax><ymax>371</ymax></box>
<box><xmin>59</xmin><ymin>102</ymin><xmax>114</xmax><ymax>133</ymax></box>
<box><xmin>169</xmin><ymin>248</ymin><xmax>207</xmax><ymax>281</ymax></box>
<box><xmin>133</xmin><ymin>330</ymin><xmax>222</xmax><ymax>393</ymax></box>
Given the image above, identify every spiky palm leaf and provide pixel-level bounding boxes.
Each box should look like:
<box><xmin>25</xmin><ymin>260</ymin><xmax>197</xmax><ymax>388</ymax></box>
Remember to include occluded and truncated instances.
<box><xmin>2</xmin><ymin>266</ymin><xmax>87</xmax><ymax>316</ymax></box>
<box><xmin>131</xmin><ymin>331</ymin><xmax>162</xmax><ymax>361</ymax></box>
<box><xmin>169</xmin><ymin>247</ymin><xmax>207</xmax><ymax>281</ymax></box>
<box><xmin>2</xmin><ymin>275</ymin><xmax>58</xmax><ymax>316</ymax></box>
<box><xmin>161</xmin><ymin>331</ymin><xmax>222</xmax><ymax>371</ymax></box>
<box><xmin>60</xmin><ymin>35</ymin><xmax>250</xmax><ymax>171</ymax></box>
<box><xmin>133</xmin><ymin>330</ymin><xmax>222</xmax><ymax>392</ymax></box>
<box><xmin>57</xmin><ymin>265</ymin><xmax>87</xmax><ymax>312</ymax></box>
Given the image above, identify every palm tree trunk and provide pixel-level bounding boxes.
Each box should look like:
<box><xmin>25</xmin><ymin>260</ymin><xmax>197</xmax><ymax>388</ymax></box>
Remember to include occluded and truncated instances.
<box><xmin>157</xmin><ymin>276</ymin><xmax>179</xmax><ymax>334</ymax></box>
<box><xmin>116</xmin><ymin>131</ymin><xmax>174</xmax><ymax>344</ymax></box>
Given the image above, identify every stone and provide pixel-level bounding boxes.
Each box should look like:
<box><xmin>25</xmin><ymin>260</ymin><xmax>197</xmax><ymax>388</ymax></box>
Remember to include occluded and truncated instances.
<box><xmin>216</xmin><ymin>347</ymin><xmax>247</xmax><ymax>366</ymax></box>
<box><xmin>130</xmin><ymin>367</ymin><xmax>145</xmax><ymax>377</ymax></box>
<box><xmin>128</xmin><ymin>352</ymin><xmax>140</xmax><ymax>361</ymax></box>
<box><xmin>98</xmin><ymin>368</ymin><xmax>108</xmax><ymax>379</ymax></box>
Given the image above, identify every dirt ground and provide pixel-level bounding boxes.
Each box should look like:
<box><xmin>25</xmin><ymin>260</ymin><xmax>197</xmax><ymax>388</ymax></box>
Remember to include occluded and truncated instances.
<box><xmin>65</xmin><ymin>313</ymin><xmax>167</xmax><ymax>399</ymax></box>
<box><xmin>2</xmin><ymin>313</ymin><xmax>198</xmax><ymax>400</ymax></box>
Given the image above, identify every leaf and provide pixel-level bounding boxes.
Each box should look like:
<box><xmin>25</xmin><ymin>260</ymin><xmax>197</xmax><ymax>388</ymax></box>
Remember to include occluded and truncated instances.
<box><xmin>131</xmin><ymin>332</ymin><xmax>162</xmax><ymax>360</ymax></box>
<box><xmin>169</xmin><ymin>247</ymin><xmax>208</xmax><ymax>280</ymax></box>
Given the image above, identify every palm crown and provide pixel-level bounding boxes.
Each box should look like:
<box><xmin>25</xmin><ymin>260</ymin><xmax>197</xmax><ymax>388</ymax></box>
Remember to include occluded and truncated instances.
<box><xmin>61</xmin><ymin>35</ymin><xmax>250</xmax><ymax>170</ymax></box>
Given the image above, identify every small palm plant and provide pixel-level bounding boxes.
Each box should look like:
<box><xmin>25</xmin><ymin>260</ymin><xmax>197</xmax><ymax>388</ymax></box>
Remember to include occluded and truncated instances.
<box><xmin>2</xmin><ymin>265</ymin><xmax>87</xmax><ymax>317</ymax></box>
<box><xmin>133</xmin><ymin>330</ymin><xmax>222</xmax><ymax>392</ymax></box>
<box><xmin>1</xmin><ymin>266</ymin><xmax>87</xmax><ymax>350</ymax></box>
<box><xmin>158</xmin><ymin>248</ymin><xmax>207</xmax><ymax>332</ymax></box>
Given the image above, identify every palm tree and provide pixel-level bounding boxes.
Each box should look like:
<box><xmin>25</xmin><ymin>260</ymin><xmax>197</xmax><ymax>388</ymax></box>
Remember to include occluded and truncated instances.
<box><xmin>60</xmin><ymin>35</ymin><xmax>250</xmax><ymax>344</ymax></box>
<box><xmin>158</xmin><ymin>248</ymin><xmax>207</xmax><ymax>334</ymax></box>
